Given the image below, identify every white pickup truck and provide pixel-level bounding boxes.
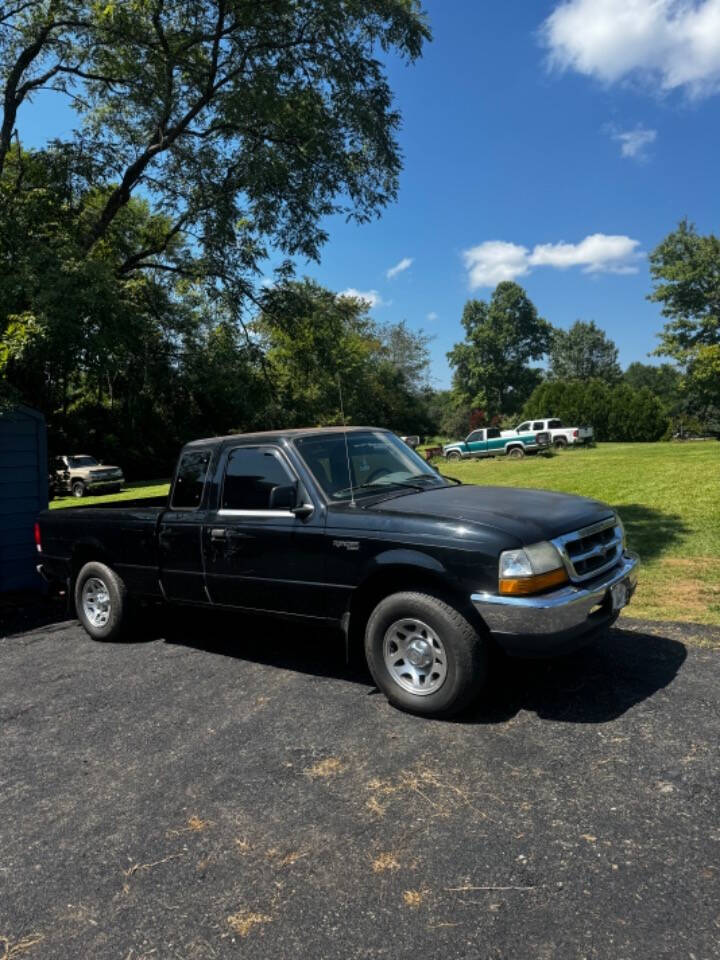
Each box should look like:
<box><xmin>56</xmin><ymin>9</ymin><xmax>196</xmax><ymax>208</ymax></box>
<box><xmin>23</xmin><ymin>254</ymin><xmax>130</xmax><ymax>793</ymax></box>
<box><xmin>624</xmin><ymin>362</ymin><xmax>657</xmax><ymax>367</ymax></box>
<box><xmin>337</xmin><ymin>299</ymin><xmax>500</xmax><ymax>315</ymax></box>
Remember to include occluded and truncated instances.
<box><xmin>502</xmin><ymin>418</ymin><xmax>593</xmax><ymax>448</ymax></box>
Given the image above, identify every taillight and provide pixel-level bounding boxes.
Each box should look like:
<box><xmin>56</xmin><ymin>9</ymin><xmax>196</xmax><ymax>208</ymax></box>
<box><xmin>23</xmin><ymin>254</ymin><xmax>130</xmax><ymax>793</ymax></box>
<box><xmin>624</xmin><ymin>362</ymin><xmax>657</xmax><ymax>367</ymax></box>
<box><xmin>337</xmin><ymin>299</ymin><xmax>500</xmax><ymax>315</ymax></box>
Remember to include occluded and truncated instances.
<box><xmin>573</xmin><ymin>429</ymin><xmax>578</xmax><ymax>438</ymax></box>
<box><xmin>34</xmin><ymin>522</ymin><xmax>42</xmax><ymax>553</ymax></box>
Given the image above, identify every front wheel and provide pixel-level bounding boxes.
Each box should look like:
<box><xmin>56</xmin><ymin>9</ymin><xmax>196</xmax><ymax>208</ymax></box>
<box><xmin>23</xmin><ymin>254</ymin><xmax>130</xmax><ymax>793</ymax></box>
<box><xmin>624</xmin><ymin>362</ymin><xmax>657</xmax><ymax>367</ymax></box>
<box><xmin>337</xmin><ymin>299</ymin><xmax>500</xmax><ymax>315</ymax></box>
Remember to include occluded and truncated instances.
<box><xmin>74</xmin><ymin>561</ymin><xmax>128</xmax><ymax>641</ymax></box>
<box><xmin>445</xmin><ymin>450</ymin><xmax>462</xmax><ymax>462</ymax></box>
<box><xmin>364</xmin><ymin>591</ymin><xmax>488</xmax><ymax>717</ymax></box>
<box><xmin>72</xmin><ymin>479</ymin><xmax>86</xmax><ymax>498</ymax></box>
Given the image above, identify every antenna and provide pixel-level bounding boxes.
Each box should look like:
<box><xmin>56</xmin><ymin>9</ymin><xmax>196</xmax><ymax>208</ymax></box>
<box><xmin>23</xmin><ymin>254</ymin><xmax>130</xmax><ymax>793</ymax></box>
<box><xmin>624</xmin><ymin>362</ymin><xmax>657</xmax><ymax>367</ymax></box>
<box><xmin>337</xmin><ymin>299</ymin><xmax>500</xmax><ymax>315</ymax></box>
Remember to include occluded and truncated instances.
<box><xmin>337</xmin><ymin>375</ymin><xmax>355</xmax><ymax>507</ymax></box>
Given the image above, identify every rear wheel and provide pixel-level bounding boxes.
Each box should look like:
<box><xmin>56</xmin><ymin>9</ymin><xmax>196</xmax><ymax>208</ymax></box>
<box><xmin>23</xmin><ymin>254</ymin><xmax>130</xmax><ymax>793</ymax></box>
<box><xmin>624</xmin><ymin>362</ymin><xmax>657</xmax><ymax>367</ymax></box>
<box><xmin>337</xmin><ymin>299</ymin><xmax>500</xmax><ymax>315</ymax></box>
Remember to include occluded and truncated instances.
<box><xmin>553</xmin><ymin>437</ymin><xmax>568</xmax><ymax>449</ymax></box>
<box><xmin>72</xmin><ymin>479</ymin><xmax>86</xmax><ymax>498</ymax></box>
<box><xmin>74</xmin><ymin>561</ymin><xmax>128</xmax><ymax>641</ymax></box>
<box><xmin>364</xmin><ymin>591</ymin><xmax>488</xmax><ymax>717</ymax></box>
<box><xmin>506</xmin><ymin>446</ymin><xmax>525</xmax><ymax>459</ymax></box>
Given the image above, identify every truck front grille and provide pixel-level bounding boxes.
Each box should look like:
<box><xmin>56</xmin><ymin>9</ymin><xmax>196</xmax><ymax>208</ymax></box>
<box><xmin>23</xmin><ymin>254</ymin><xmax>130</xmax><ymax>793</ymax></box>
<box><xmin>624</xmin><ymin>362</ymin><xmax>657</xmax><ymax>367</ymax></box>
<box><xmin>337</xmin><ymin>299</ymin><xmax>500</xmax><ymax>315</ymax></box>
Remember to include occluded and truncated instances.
<box><xmin>552</xmin><ymin>516</ymin><xmax>624</xmax><ymax>583</ymax></box>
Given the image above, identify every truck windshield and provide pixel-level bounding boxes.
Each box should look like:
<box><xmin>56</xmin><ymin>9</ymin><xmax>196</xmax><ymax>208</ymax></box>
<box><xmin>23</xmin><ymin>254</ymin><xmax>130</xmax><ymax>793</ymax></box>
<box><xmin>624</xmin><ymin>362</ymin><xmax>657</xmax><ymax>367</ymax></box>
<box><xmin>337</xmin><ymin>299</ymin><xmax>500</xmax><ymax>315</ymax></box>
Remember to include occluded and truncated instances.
<box><xmin>68</xmin><ymin>456</ymin><xmax>100</xmax><ymax>468</ymax></box>
<box><xmin>295</xmin><ymin>431</ymin><xmax>447</xmax><ymax>502</ymax></box>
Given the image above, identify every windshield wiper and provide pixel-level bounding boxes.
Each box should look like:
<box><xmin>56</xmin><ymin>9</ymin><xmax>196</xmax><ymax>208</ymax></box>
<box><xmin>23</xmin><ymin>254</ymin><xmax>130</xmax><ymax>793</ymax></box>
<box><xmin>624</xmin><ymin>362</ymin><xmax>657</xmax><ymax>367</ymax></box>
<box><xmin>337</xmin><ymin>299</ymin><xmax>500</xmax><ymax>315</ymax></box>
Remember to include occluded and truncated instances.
<box><xmin>333</xmin><ymin>478</ymin><xmax>429</xmax><ymax>500</ymax></box>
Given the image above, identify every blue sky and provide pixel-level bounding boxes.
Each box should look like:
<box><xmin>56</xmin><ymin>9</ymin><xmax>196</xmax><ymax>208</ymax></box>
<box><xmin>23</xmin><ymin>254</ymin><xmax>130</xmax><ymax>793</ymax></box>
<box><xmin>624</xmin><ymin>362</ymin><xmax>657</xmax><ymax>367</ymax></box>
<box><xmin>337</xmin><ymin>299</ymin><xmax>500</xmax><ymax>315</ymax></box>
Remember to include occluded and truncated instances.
<box><xmin>18</xmin><ymin>0</ymin><xmax>720</xmax><ymax>387</ymax></box>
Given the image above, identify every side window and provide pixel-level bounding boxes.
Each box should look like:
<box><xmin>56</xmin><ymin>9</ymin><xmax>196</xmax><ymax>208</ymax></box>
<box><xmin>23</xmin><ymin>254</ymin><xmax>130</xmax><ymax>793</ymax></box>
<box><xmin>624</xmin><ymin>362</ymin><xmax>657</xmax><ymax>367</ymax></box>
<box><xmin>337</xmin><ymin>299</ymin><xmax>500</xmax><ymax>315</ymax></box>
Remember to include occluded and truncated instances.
<box><xmin>517</xmin><ymin>422</ymin><xmax>530</xmax><ymax>432</ymax></box>
<box><xmin>532</xmin><ymin>421</ymin><xmax>545</xmax><ymax>431</ymax></box>
<box><xmin>171</xmin><ymin>450</ymin><xmax>211</xmax><ymax>509</ymax></box>
<box><xmin>466</xmin><ymin>430</ymin><xmax>484</xmax><ymax>443</ymax></box>
<box><xmin>548</xmin><ymin>419</ymin><xmax>563</xmax><ymax>429</ymax></box>
<box><xmin>222</xmin><ymin>447</ymin><xmax>295</xmax><ymax>511</ymax></box>
<box><xmin>487</xmin><ymin>428</ymin><xmax>501</xmax><ymax>439</ymax></box>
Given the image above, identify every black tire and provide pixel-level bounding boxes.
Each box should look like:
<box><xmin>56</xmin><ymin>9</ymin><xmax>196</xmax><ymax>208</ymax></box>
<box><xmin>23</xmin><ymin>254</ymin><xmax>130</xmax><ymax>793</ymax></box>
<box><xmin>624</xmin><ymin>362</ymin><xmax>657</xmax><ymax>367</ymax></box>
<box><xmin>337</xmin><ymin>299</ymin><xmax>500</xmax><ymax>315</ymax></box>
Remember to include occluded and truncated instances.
<box><xmin>72</xmin><ymin>479</ymin><xmax>86</xmax><ymax>498</ymax></box>
<box><xmin>553</xmin><ymin>437</ymin><xmax>568</xmax><ymax>449</ymax></box>
<box><xmin>506</xmin><ymin>446</ymin><xmax>525</xmax><ymax>459</ymax></box>
<box><xmin>364</xmin><ymin>591</ymin><xmax>488</xmax><ymax>717</ymax></box>
<box><xmin>74</xmin><ymin>561</ymin><xmax>128</xmax><ymax>641</ymax></box>
<box><xmin>445</xmin><ymin>450</ymin><xmax>462</xmax><ymax>462</ymax></box>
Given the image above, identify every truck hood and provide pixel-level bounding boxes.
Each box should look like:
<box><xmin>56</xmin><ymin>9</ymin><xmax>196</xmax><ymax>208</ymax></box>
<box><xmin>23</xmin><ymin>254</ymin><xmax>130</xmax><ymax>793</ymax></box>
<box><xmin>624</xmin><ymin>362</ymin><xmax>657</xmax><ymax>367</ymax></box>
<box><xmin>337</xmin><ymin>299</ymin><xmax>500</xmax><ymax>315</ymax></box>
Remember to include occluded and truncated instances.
<box><xmin>368</xmin><ymin>484</ymin><xmax>614</xmax><ymax>544</ymax></box>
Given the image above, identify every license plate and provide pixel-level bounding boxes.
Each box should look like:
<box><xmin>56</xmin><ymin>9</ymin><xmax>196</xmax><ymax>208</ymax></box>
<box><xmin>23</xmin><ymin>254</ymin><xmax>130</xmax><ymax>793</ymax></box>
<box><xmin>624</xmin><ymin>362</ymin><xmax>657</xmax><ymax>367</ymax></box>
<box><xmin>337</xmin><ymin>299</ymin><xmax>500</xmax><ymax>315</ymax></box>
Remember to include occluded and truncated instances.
<box><xmin>610</xmin><ymin>580</ymin><xmax>629</xmax><ymax>611</ymax></box>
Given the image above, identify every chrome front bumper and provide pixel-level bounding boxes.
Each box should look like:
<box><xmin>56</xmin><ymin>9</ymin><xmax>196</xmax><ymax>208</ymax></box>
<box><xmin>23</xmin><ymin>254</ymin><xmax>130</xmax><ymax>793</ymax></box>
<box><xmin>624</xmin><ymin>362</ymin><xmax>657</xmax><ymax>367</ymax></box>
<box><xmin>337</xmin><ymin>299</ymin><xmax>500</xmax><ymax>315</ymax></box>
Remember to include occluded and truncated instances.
<box><xmin>471</xmin><ymin>551</ymin><xmax>639</xmax><ymax>656</ymax></box>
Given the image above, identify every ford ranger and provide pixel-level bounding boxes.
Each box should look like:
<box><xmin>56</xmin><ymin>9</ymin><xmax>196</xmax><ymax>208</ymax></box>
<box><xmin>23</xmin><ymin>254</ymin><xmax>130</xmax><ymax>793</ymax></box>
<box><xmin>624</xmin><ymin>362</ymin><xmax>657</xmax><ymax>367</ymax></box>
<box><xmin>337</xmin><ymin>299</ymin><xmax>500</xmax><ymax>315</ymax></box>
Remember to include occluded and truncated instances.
<box><xmin>36</xmin><ymin>427</ymin><xmax>638</xmax><ymax>717</ymax></box>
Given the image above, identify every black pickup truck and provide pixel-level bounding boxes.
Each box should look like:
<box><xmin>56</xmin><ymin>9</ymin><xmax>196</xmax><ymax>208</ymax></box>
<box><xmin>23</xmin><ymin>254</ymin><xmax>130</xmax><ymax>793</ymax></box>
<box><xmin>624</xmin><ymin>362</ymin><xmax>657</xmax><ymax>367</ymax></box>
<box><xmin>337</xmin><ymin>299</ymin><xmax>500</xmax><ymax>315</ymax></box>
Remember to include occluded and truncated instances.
<box><xmin>37</xmin><ymin>427</ymin><xmax>638</xmax><ymax>717</ymax></box>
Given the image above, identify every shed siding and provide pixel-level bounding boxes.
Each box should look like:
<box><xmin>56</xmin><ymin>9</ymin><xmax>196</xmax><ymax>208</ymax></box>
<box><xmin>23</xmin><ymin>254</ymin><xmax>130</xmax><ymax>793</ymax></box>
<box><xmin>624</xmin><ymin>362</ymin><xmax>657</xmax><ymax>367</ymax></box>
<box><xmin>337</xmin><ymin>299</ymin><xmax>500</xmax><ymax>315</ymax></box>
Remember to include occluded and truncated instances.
<box><xmin>0</xmin><ymin>406</ymin><xmax>48</xmax><ymax>592</ymax></box>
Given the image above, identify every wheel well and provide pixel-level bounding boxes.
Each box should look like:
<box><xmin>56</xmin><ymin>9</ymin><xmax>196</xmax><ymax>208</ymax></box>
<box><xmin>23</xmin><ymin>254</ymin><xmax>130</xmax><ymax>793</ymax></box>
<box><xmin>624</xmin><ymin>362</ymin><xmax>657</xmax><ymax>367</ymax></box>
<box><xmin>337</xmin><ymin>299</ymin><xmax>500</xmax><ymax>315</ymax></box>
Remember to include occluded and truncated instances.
<box><xmin>347</xmin><ymin>567</ymin><xmax>487</xmax><ymax>652</ymax></box>
<box><xmin>71</xmin><ymin>543</ymin><xmax>111</xmax><ymax>579</ymax></box>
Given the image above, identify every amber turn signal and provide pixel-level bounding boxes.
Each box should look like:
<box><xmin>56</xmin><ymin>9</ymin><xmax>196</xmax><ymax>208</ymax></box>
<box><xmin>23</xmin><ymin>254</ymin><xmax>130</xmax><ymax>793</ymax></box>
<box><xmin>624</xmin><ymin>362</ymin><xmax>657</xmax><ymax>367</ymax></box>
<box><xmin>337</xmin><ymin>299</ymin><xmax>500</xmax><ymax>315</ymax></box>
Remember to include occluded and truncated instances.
<box><xmin>499</xmin><ymin>567</ymin><xmax>568</xmax><ymax>596</ymax></box>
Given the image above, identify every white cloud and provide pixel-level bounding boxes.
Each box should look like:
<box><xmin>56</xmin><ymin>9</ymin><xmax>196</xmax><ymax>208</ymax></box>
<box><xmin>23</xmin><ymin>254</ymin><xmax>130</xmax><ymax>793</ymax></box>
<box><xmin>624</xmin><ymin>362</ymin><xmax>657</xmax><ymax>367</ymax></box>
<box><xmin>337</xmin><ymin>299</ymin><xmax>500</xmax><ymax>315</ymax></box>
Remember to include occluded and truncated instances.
<box><xmin>609</xmin><ymin>125</ymin><xmax>657</xmax><ymax>159</ymax></box>
<box><xmin>386</xmin><ymin>256</ymin><xmax>413</xmax><ymax>279</ymax></box>
<box><xmin>463</xmin><ymin>241</ymin><xmax>531</xmax><ymax>288</ymax></box>
<box><xmin>426</xmin><ymin>311</ymin><xmax>439</xmax><ymax>323</ymax></box>
<box><xmin>339</xmin><ymin>288</ymin><xmax>385</xmax><ymax>308</ymax></box>
<box><xmin>463</xmin><ymin>234</ymin><xmax>643</xmax><ymax>289</ymax></box>
<box><xmin>529</xmin><ymin>234</ymin><xmax>642</xmax><ymax>273</ymax></box>
<box><xmin>542</xmin><ymin>0</ymin><xmax>720</xmax><ymax>98</ymax></box>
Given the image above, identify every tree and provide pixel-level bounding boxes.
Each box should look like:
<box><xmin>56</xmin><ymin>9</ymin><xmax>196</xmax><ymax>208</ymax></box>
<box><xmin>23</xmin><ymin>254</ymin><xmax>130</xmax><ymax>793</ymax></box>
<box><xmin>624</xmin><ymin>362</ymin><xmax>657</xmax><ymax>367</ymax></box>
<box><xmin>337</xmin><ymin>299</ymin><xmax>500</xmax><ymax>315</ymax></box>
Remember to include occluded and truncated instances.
<box><xmin>2</xmin><ymin>1</ymin><xmax>431</xmax><ymax>283</ymax></box>
<box><xmin>623</xmin><ymin>362</ymin><xmax>682</xmax><ymax>408</ymax></box>
<box><xmin>447</xmin><ymin>282</ymin><xmax>553</xmax><ymax>418</ymax></box>
<box><xmin>549</xmin><ymin>320</ymin><xmax>621</xmax><ymax>382</ymax></box>
<box><xmin>648</xmin><ymin>219</ymin><xmax>720</xmax><ymax>366</ymax></box>
<box><xmin>254</xmin><ymin>279</ymin><xmax>434</xmax><ymax>433</ymax></box>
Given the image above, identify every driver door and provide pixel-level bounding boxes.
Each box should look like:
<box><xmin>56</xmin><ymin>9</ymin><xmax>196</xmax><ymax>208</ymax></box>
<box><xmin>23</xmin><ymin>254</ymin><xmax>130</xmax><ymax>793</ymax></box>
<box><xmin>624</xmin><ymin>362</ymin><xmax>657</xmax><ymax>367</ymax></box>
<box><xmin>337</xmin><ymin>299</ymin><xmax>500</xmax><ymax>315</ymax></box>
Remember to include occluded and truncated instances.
<box><xmin>465</xmin><ymin>429</ymin><xmax>487</xmax><ymax>456</ymax></box>
<box><xmin>203</xmin><ymin>444</ymin><xmax>326</xmax><ymax>616</ymax></box>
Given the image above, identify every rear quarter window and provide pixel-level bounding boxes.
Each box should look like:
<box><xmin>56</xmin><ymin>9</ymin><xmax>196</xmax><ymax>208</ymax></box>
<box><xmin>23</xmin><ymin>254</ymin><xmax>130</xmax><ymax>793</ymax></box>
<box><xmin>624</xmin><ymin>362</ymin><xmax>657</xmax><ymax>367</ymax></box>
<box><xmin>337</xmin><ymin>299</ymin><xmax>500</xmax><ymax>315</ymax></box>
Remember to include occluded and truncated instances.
<box><xmin>171</xmin><ymin>450</ymin><xmax>211</xmax><ymax>509</ymax></box>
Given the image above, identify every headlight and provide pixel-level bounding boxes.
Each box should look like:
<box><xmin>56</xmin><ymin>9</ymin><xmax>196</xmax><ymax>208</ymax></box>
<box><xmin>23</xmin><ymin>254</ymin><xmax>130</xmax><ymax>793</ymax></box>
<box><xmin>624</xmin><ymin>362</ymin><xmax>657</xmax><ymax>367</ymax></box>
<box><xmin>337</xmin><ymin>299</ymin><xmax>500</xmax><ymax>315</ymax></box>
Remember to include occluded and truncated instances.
<box><xmin>498</xmin><ymin>541</ymin><xmax>568</xmax><ymax>595</ymax></box>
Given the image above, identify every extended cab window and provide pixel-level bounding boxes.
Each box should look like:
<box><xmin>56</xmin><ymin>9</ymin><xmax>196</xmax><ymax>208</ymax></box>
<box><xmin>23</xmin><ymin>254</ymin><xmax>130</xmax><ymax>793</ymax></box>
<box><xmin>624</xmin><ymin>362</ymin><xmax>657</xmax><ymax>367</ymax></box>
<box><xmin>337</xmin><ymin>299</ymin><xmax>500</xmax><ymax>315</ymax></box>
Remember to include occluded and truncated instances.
<box><xmin>487</xmin><ymin>428</ymin><xmax>501</xmax><ymax>439</ymax></box>
<box><xmin>548</xmin><ymin>419</ymin><xmax>563</xmax><ymax>429</ymax></box>
<box><xmin>222</xmin><ymin>447</ymin><xmax>294</xmax><ymax>511</ymax></box>
<box><xmin>171</xmin><ymin>450</ymin><xmax>211</xmax><ymax>509</ymax></box>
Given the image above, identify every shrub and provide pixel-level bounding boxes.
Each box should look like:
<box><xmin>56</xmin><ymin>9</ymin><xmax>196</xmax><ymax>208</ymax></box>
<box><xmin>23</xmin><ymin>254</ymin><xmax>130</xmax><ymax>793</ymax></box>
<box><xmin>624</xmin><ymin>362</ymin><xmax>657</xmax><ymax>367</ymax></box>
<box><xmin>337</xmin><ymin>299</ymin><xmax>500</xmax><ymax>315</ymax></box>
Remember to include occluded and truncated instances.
<box><xmin>522</xmin><ymin>379</ymin><xmax>669</xmax><ymax>442</ymax></box>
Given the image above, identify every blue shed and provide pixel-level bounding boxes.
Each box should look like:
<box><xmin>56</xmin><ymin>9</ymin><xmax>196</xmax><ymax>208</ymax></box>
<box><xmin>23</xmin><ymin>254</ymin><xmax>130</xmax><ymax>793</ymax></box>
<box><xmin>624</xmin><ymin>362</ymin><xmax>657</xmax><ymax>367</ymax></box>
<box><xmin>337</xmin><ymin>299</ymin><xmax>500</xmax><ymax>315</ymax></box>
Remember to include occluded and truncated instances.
<box><xmin>0</xmin><ymin>404</ymin><xmax>48</xmax><ymax>593</ymax></box>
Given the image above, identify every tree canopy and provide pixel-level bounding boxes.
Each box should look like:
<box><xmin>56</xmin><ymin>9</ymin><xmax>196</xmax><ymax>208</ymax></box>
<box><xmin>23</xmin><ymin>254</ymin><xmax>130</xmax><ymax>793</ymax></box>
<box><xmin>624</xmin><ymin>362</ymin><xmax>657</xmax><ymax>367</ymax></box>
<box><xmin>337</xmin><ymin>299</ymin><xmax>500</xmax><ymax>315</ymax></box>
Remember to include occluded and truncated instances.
<box><xmin>549</xmin><ymin>320</ymin><xmax>621</xmax><ymax>382</ymax></box>
<box><xmin>447</xmin><ymin>282</ymin><xmax>553</xmax><ymax>418</ymax></box>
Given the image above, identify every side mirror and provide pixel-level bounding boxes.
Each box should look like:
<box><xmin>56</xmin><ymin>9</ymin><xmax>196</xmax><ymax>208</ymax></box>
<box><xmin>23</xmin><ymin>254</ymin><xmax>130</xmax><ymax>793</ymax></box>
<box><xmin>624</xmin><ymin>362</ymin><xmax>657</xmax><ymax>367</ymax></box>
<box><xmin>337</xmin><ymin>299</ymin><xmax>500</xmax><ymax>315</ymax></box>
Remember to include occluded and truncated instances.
<box><xmin>269</xmin><ymin>483</ymin><xmax>298</xmax><ymax>510</ymax></box>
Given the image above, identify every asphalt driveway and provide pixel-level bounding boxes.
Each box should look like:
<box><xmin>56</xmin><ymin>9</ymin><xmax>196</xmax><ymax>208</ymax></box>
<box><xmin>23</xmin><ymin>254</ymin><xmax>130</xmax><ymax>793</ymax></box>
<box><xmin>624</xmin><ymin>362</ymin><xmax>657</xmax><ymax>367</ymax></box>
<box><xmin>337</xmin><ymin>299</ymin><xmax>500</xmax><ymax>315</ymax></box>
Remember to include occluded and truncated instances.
<box><xmin>1</xmin><ymin>607</ymin><xmax>719</xmax><ymax>959</ymax></box>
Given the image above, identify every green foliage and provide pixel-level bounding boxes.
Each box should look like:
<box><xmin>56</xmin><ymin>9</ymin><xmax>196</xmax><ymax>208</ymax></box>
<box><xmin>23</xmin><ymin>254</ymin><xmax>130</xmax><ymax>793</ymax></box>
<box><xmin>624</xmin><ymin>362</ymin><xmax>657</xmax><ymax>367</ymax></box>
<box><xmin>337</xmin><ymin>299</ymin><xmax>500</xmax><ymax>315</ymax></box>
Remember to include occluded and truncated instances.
<box><xmin>255</xmin><ymin>280</ymin><xmax>434</xmax><ymax>434</ymax></box>
<box><xmin>447</xmin><ymin>282</ymin><xmax>553</xmax><ymax>418</ymax></box>
<box><xmin>649</xmin><ymin>219</ymin><xmax>720</xmax><ymax>365</ymax></box>
<box><xmin>1</xmin><ymin>4</ymin><xmax>432</xmax><ymax>475</ymax></box>
<box><xmin>549</xmin><ymin>320</ymin><xmax>621</xmax><ymax>382</ymax></box>
<box><xmin>522</xmin><ymin>379</ymin><xmax>669</xmax><ymax>442</ymax></box>
<box><xmin>623</xmin><ymin>362</ymin><xmax>682</xmax><ymax>408</ymax></box>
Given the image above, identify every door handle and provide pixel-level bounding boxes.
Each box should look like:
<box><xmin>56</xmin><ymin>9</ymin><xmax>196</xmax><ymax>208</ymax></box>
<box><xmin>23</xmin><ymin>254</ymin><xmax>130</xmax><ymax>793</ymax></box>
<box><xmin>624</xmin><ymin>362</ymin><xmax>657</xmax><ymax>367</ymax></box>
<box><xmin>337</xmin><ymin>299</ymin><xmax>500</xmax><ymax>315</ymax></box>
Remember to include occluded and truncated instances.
<box><xmin>210</xmin><ymin>528</ymin><xmax>227</xmax><ymax>540</ymax></box>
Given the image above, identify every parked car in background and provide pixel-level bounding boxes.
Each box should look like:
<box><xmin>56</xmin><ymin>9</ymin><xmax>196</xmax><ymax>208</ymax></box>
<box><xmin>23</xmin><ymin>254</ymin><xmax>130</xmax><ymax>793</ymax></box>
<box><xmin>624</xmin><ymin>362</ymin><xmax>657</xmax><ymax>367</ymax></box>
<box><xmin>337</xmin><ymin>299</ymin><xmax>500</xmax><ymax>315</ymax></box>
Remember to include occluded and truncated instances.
<box><xmin>51</xmin><ymin>455</ymin><xmax>124</xmax><ymax>498</ymax></box>
<box><xmin>503</xmin><ymin>418</ymin><xmax>593</xmax><ymax>448</ymax></box>
<box><xmin>443</xmin><ymin>427</ymin><xmax>549</xmax><ymax>461</ymax></box>
<box><xmin>400</xmin><ymin>435</ymin><xmax>420</xmax><ymax>449</ymax></box>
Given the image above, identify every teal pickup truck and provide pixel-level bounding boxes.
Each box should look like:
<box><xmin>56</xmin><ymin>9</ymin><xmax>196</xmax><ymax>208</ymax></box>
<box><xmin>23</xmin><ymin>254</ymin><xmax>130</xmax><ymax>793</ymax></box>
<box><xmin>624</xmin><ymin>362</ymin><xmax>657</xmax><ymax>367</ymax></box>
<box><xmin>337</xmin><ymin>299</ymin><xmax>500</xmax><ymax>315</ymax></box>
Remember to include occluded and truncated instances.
<box><xmin>443</xmin><ymin>427</ymin><xmax>548</xmax><ymax>461</ymax></box>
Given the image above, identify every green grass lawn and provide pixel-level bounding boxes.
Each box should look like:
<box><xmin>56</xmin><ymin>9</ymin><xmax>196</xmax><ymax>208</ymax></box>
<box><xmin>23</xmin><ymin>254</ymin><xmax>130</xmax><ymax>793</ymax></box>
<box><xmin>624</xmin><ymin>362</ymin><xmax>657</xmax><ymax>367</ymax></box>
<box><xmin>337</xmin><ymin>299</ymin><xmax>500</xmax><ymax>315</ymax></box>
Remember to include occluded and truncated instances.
<box><xmin>50</xmin><ymin>480</ymin><xmax>170</xmax><ymax>509</ymax></box>
<box><xmin>438</xmin><ymin>442</ymin><xmax>720</xmax><ymax>627</ymax></box>
<box><xmin>49</xmin><ymin>444</ymin><xmax>720</xmax><ymax>628</ymax></box>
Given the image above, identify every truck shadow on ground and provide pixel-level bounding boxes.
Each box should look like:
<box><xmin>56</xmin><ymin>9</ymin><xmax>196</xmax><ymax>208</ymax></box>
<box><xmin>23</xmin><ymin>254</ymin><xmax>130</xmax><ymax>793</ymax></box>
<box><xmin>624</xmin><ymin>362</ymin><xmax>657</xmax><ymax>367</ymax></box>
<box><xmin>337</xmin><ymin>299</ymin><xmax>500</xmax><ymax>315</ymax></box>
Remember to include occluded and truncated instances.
<box><xmin>153</xmin><ymin>607</ymin><xmax>687</xmax><ymax>726</ymax></box>
<box><xmin>612</xmin><ymin>503</ymin><xmax>687</xmax><ymax>563</ymax></box>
